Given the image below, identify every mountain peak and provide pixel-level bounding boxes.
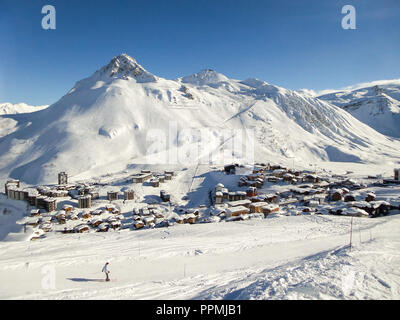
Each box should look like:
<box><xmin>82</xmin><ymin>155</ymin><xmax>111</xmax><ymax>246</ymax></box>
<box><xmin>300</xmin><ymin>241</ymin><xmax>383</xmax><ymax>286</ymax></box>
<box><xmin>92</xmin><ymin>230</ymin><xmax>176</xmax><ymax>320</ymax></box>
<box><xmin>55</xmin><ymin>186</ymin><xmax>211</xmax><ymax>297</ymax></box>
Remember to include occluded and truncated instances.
<box><xmin>181</xmin><ymin>69</ymin><xmax>229</xmax><ymax>86</ymax></box>
<box><xmin>98</xmin><ymin>53</ymin><xmax>157</xmax><ymax>83</ymax></box>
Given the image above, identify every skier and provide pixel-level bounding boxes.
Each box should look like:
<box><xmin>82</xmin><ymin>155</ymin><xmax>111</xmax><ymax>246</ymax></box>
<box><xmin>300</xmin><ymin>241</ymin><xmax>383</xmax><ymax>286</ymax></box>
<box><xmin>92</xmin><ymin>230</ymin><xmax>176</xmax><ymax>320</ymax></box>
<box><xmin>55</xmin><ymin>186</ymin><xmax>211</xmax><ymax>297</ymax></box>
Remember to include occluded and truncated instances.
<box><xmin>102</xmin><ymin>262</ymin><xmax>110</xmax><ymax>282</ymax></box>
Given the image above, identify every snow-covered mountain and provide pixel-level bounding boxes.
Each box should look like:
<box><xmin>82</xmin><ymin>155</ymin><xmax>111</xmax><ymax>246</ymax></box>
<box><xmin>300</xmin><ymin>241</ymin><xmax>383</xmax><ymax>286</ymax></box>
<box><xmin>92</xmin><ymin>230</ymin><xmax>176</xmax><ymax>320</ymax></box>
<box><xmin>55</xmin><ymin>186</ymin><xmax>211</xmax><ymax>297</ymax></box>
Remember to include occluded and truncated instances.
<box><xmin>318</xmin><ymin>80</ymin><xmax>400</xmax><ymax>138</ymax></box>
<box><xmin>1</xmin><ymin>53</ymin><xmax>400</xmax><ymax>184</ymax></box>
<box><xmin>0</xmin><ymin>103</ymin><xmax>49</xmax><ymax>140</ymax></box>
<box><xmin>0</xmin><ymin>102</ymin><xmax>48</xmax><ymax>115</ymax></box>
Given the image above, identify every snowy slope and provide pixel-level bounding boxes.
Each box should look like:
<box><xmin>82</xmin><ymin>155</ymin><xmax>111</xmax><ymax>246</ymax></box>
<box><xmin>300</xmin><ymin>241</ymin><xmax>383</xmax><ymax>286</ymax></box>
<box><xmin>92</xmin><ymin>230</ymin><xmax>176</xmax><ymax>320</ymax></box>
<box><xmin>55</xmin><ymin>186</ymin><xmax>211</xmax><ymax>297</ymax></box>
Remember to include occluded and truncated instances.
<box><xmin>1</xmin><ymin>54</ymin><xmax>400</xmax><ymax>185</ymax></box>
<box><xmin>0</xmin><ymin>103</ymin><xmax>49</xmax><ymax>140</ymax></box>
<box><xmin>318</xmin><ymin>81</ymin><xmax>400</xmax><ymax>138</ymax></box>
<box><xmin>0</xmin><ymin>102</ymin><xmax>48</xmax><ymax>115</ymax></box>
<box><xmin>1</xmin><ymin>201</ymin><xmax>399</xmax><ymax>299</ymax></box>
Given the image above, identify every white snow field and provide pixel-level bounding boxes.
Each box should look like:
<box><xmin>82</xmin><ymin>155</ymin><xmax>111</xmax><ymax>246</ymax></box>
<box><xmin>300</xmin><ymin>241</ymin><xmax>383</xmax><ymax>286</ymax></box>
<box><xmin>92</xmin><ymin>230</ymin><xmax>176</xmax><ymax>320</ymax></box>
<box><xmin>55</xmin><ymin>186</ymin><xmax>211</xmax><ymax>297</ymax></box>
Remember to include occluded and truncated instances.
<box><xmin>0</xmin><ymin>203</ymin><xmax>399</xmax><ymax>300</ymax></box>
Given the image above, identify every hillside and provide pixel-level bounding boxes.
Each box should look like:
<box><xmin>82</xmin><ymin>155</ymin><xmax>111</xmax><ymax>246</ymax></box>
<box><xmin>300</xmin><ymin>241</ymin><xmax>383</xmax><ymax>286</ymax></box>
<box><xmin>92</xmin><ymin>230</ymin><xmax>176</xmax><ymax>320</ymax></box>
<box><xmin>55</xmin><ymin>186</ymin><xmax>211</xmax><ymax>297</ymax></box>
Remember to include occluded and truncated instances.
<box><xmin>318</xmin><ymin>80</ymin><xmax>400</xmax><ymax>138</ymax></box>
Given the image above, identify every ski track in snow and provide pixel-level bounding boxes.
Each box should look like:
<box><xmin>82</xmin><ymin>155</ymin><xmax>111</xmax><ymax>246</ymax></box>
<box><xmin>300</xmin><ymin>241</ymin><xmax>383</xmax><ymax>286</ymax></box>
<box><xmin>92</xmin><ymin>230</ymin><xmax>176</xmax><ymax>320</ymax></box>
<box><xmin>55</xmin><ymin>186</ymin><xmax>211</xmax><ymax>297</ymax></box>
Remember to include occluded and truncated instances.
<box><xmin>1</xmin><ymin>211</ymin><xmax>399</xmax><ymax>300</ymax></box>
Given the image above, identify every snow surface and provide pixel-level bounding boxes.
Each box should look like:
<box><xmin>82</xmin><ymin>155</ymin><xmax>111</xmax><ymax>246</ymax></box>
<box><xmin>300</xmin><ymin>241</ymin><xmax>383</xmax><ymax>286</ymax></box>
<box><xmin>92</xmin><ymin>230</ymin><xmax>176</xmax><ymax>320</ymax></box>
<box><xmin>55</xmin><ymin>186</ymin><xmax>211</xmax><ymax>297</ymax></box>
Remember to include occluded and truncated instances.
<box><xmin>318</xmin><ymin>81</ymin><xmax>400</xmax><ymax>138</ymax></box>
<box><xmin>1</xmin><ymin>196</ymin><xmax>399</xmax><ymax>299</ymax></box>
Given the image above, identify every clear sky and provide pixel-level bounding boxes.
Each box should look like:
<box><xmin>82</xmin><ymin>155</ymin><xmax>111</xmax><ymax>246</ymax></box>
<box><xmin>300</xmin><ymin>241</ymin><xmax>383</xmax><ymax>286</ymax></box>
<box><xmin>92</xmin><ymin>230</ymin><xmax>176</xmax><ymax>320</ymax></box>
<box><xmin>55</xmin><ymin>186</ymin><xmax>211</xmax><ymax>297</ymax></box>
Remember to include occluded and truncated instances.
<box><xmin>0</xmin><ymin>0</ymin><xmax>399</xmax><ymax>105</ymax></box>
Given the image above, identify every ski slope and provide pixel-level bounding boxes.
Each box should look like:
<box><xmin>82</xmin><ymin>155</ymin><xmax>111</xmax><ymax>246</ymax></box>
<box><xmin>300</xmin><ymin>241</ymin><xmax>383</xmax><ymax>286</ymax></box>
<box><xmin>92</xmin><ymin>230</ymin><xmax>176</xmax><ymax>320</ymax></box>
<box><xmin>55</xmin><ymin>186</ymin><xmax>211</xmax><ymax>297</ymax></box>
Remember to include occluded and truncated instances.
<box><xmin>0</xmin><ymin>210</ymin><xmax>399</xmax><ymax>300</ymax></box>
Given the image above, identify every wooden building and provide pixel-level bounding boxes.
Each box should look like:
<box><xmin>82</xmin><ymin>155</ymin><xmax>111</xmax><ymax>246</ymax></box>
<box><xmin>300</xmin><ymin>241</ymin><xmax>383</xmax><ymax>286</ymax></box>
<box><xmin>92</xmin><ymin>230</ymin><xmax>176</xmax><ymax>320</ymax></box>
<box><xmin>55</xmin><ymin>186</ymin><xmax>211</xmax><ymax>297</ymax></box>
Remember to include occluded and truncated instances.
<box><xmin>226</xmin><ymin>206</ymin><xmax>250</xmax><ymax>218</ymax></box>
<box><xmin>395</xmin><ymin>168</ymin><xmax>400</xmax><ymax>181</ymax></box>
<box><xmin>124</xmin><ymin>190</ymin><xmax>135</xmax><ymax>200</ymax></box>
<box><xmin>5</xmin><ymin>179</ymin><xmax>20</xmax><ymax>195</ymax></box>
<box><xmin>107</xmin><ymin>191</ymin><xmax>119</xmax><ymax>201</ymax></box>
<box><xmin>215</xmin><ymin>191</ymin><xmax>223</xmax><ymax>204</ymax></box>
<box><xmin>151</xmin><ymin>178</ymin><xmax>160</xmax><ymax>187</ymax></box>
<box><xmin>58</xmin><ymin>172</ymin><xmax>68</xmax><ymax>185</ymax></box>
<box><xmin>249</xmin><ymin>202</ymin><xmax>270</xmax><ymax>213</ymax></box>
<box><xmin>132</xmin><ymin>173</ymin><xmax>152</xmax><ymax>183</ymax></box>
<box><xmin>78</xmin><ymin>195</ymin><xmax>92</xmax><ymax>209</ymax></box>
<box><xmin>262</xmin><ymin>204</ymin><xmax>279</xmax><ymax>216</ymax></box>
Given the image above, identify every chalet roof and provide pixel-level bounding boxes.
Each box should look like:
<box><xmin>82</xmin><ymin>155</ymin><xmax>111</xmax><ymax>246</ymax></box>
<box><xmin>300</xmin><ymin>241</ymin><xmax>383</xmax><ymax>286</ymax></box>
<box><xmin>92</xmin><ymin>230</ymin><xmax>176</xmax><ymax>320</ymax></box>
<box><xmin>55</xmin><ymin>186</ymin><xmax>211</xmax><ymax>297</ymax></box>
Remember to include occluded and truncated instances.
<box><xmin>226</xmin><ymin>206</ymin><xmax>249</xmax><ymax>213</ymax></box>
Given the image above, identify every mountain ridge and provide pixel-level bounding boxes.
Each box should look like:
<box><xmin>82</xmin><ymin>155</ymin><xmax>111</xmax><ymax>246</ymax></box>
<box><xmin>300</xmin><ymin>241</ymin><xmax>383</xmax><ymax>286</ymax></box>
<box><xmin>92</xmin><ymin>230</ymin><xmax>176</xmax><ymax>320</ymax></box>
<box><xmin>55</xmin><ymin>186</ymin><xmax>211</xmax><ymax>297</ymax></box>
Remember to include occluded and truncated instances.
<box><xmin>1</xmin><ymin>54</ymin><xmax>399</xmax><ymax>184</ymax></box>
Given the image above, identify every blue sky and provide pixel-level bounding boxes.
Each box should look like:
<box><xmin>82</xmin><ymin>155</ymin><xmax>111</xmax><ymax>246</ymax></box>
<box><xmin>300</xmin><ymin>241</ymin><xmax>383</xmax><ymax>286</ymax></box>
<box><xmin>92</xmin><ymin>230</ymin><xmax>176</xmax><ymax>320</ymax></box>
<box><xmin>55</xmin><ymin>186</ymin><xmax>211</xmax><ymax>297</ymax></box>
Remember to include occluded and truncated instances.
<box><xmin>0</xmin><ymin>0</ymin><xmax>399</xmax><ymax>105</ymax></box>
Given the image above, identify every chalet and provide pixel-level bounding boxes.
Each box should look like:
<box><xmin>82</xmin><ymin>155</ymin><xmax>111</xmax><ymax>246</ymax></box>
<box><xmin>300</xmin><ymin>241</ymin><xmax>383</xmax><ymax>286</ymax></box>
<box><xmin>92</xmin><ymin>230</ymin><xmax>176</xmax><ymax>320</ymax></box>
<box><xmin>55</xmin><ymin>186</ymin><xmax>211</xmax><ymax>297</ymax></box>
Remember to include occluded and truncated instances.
<box><xmin>165</xmin><ymin>170</ymin><xmax>174</xmax><ymax>176</ymax></box>
<box><xmin>283</xmin><ymin>173</ymin><xmax>295</xmax><ymax>182</ymax></box>
<box><xmin>68</xmin><ymin>212</ymin><xmax>79</xmax><ymax>220</ymax></box>
<box><xmin>89</xmin><ymin>192</ymin><xmax>99</xmax><ymax>199</ymax></box>
<box><xmin>107</xmin><ymin>191</ymin><xmax>119</xmax><ymax>201</ymax></box>
<box><xmin>56</xmin><ymin>212</ymin><xmax>66</xmax><ymax>224</ymax></box>
<box><xmin>157</xmin><ymin>175</ymin><xmax>166</xmax><ymax>183</ymax></box>
<box><xmin>365</xmin><ymin>193</ymin><xmax>376</xmax><ymax>202</ymax></box>
<box><xmin>250</xmin><ymin>202</ymin><xmax>269</xmax><ymax>213</ymax></box>
<box><xmin>105</xmin><ymin>204</ymin><xmax>115</xmax><ymax>212</ymax></box>
<box><xmin>91</xmin><ymin>209</ymin><xmax>102</xmax><ymax>216</ymax></box>
<box><xmin>330</xmin><ymin>189</ymin><xmax>344</xmax><ymax>201</ymax></box>
<box><xmin>154</xmin><ymin>211</ymin><xmax>165</xmax><ymax>219</ymax></box>
<box><xmin>272</xmin><ymin>169</ymin><xmax>287</xmax><ymax>178</ymax></box>
<box><xmin>63</xmin><ymin>204</ymin><xmax>74</xmax><ymax>212</ymax></box>
<box><xmin>225</xmin><ymin>206</ymin><xmax>250</xmax><ymax>218</ymax></box>
<box><xmin>184</xmin><ymin>213</ymin><xmax>197</xmax><ymax>224</ymax></box>
<box><xmin>395</xmin><ymin>168</ymin><xmax>400</xmax><ymax>181</ymax></box>
<box><xmin>124</xmin><ymin>190</ymin><xmax>135</xmax><ymax>200</ymax></box>
<box><xmin>224</xmin><ymin>164</ymin><xmax>236</xmax><ymax>174</ymax></box>
<box><xmin>344</xmin><ymin>194</ymin><xmax>356</xmax><ymax>202</ymax></box>
<box><xmin>215</xmin><ymin>191</ymin><xmax>223</xmax><ymax>204</ymax></box>
<box><xmin>174</xmin><ymin>216</ymin><xmax>184</xmax><ymax>224</ymax></box>
<box><xmin>132</xmin><ymin>173</ymin><xmax>152</xmax><ymax>183</ymax></box>
<box><xmin>222</xmin><ymin>188</ymin><xmax>229</xmax><ymax>200</ymax></box>
<box><xmin>303</xmin><ymin>174</ymin><xmax>320</xmax><ymax>183</ymax></box>
<box><xmin>369</xmin><ymin>201</ymin><xmax>390</xmax><ymax>217</ymax></box>
<box><xmin>62</xmin><ymin>227</ymin><xmax>75</xmax><ymax>234</ymax></box>
<box><xmin>91</xmin><ymin>219</ymin><xmax>102</xmax><ymax>227</ymax></box>
<box><xmin>78</xmin><ymin>195</ymin><xmax>92</xmax><ymax>209</ymax></box>
<box><xmin>262</xmin><ymin>204</ymin><xmax>279</xmax><ymax>216</ymax></box>
<box><xmin>263</xmin><ymin>194</ymin><xmax>279</xmax><ymax>203</ymax></box>
<box><xmin>39</xmin><ymin>223</ymin><xmax>52</xmax><ymax>232</ymax></box>
<box><xmin>110</xmin><ymin>221</ymin><xmax>122</xmax><ymax>229</ymax></box>
<box><xmin>133</xmin><ymin>220</ymin><xmax>145</xmax><ymax>229</ymax></box>
<box><xmin>151</xmin><ymin>178</ymin><xmax>160</xmax><ymax>187</ymax></box>
<box><xmin>215</xmin><ymin>183</ymin><xmax>224</xmax><ymax>193</ymax></box>
<box><xmin>143</xmin><ymin>216</ymin><xmax>155</xmax><ymax>226</ymax></box>
<box><xmin>30</xmin><ymin>230</ymin><xmax>44</xmax><ymax>241</ymax></box>
<box><xmin>30</xmin><ymin>209</ymin><xmax>41</xmax><ymax>216</ymax></box>
<box><xmin>82</xmin><ymin>212</ymin><xmax>92</xmax><ymax>219</ymax></box>
<box><xmin>165</xmin><ymin>174</ymin><xmax>172</xmax><ymax>181</ymax></box>
<box><xmin>98</xmin><ymin>223</ymin><xmax>109</xmax><ymax>232</ymax></box>
<box><xmin>160</xmin><ymin>190</ymin><xmax>170</xmax><ymax>202</ymax></box>
<box><xmin>26</xmin><ymin>217</ymin><xmax>40</xmax><ymax>227</ymax></box>
<box><xmin>246</xmin><ymin>187</ymin><xmax>257</xmax><ymax>197</ymax></box>
<box><xmin>227</xmin><ymin>199</ymin><xmax>252</xmax><ymax>208</ymax></box>
<box><xmin>75</xmin><ymin>224</ymin><xmax>90</xmax><ymax>233</ymax></box>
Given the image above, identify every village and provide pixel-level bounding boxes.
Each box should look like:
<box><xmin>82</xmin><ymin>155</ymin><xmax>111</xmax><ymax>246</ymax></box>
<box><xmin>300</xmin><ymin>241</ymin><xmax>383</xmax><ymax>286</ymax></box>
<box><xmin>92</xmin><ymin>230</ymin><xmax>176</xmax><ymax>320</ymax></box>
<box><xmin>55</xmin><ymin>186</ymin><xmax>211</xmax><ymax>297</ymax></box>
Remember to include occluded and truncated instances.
<box><xmin>2</xmin><ymin>165</ymin><xmax>400</xmax><ymax>241</ymax></box>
